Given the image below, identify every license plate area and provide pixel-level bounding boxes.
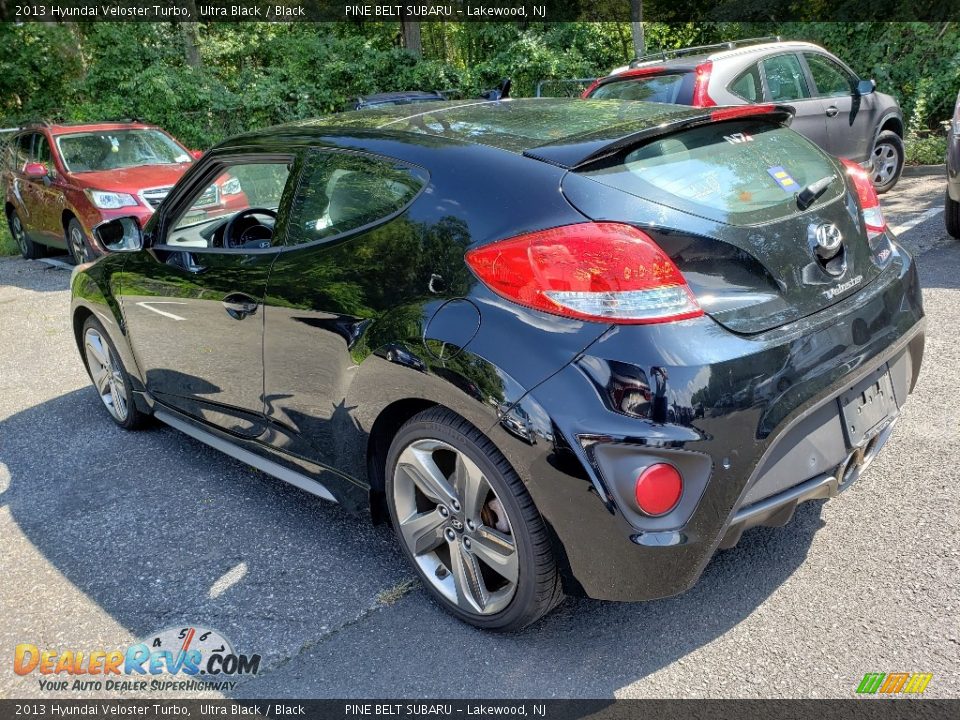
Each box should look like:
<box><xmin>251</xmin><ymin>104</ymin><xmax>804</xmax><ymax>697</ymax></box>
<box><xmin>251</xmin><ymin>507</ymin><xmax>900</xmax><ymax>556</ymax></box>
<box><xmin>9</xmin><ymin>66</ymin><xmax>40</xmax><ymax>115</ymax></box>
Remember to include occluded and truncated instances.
<box><xmin>839</xmin><ymin>365</ymin><xmax>898</xmax><ymax>448</ymax></box>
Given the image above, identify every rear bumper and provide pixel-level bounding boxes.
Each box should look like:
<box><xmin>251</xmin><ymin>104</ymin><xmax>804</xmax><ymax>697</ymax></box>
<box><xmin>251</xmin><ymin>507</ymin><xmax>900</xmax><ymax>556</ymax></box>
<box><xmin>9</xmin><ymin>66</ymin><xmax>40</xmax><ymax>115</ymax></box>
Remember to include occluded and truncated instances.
<box><xmin>491</xmin><ymin>242</ymin><xmax>924</xmax><ymax>601</ymax></box>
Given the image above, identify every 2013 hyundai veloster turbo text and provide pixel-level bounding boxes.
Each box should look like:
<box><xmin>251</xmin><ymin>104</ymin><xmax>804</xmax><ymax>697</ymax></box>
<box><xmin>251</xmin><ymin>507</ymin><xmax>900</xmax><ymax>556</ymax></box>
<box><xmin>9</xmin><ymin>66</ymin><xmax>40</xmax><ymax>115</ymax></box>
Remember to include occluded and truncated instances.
<box><xmin>70</xmin><ymin>99</ymin><xmax>925</xmax><ymax>630</ymax></box>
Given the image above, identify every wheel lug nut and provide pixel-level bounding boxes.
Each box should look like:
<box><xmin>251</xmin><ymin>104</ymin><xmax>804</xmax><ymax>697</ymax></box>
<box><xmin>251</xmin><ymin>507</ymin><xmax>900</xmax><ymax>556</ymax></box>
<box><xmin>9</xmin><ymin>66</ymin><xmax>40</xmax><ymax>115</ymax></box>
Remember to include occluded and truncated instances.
<box><xmin>451</xmin><ymin>500</ymin><xmax>461</xmax><ymax>512</ymax></box>
<box><xmin>466</xmin><ymin>519</ymin><xmax>476</xmax><ymax>531</ymax></box>
<box><xmin>463</xmin><ymin>538</ymin><xmax>472</xmax><ymax>549</ymax></box>
<box><xmin>438</xmin><ymin>505</ymin><xmax>449</xmax><ymax>517</ymax></box>
<box><xmin>444</xmin><ymin>528</ymin><xmax>456</xmax><ymax>542</ymax></box>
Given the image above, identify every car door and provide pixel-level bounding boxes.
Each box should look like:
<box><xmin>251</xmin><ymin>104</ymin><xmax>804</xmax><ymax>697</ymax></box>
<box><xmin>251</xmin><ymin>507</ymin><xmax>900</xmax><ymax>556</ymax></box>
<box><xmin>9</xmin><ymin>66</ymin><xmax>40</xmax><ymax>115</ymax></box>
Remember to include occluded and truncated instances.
<box><xmin>759</xmin><ymin>53</ymin><xmax>828</xmax><ymax>150</ymax></box>
<box><xmin>801</xmin><ymin>52</ymin><xmax>878</xmax><ymax>161</ymax></box>
<box><xmin>30</xmin><ymin>133</ymin><xmax>66</xmax><ymax>246</ymax></box>
<box><xmin>262</xmin><ymin>149</ymin><xmax>429</xmax><ymax>476</ymax></box>
<box><xmin>120</xmin><ymin>153</ymin><xmax>296</xmax><ymax>437</ymax></box>
<box><xmin>14</xmin><ymin>133</ymin><xmax>49</xmax><ymax>238</ymax></box>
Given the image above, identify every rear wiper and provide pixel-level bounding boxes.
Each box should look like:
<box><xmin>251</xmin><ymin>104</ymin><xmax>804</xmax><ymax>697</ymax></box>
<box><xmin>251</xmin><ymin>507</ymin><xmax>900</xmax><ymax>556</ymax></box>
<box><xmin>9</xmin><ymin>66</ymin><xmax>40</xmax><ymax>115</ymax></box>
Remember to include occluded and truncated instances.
<box><xmin>796</xmin><ymin>174</ymin><xmax>835</xmax><ymax>210</ymax></box>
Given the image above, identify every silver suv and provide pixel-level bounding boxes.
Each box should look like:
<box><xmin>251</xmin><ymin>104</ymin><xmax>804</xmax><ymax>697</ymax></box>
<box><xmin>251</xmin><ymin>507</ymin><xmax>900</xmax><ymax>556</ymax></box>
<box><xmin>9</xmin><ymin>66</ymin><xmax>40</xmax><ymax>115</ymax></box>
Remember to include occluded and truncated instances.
<box><xmin>583</xmin><ymin>38</ymin><xmax>906</xmax><ymax>192</ymax></box>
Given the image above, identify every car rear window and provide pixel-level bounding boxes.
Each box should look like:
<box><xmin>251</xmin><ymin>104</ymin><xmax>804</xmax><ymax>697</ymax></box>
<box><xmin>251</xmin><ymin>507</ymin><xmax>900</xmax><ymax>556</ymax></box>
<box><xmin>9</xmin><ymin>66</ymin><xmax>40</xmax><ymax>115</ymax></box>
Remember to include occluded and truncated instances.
<box><xmin>579</xmin><ymin>119</ymin><xmax>840</xmax><ymax>225</ymax></box>
<box><xmin>589</xmin><ymin>73</ymin><xmax>694</xmax><ymax>104</ymax></box>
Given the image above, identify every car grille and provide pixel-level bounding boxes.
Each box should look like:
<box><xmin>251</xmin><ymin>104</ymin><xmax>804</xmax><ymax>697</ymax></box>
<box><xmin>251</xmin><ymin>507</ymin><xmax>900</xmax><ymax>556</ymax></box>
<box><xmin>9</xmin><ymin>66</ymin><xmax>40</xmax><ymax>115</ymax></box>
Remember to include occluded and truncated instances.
<box><xmin>195</xmin><ymin>184</ymin><xmax>219</xmax><ymax>208</ymax></box>
<box><xmin>140</xmin><ymin>186</ymin><xmax>172</xmax><ymax>209</ymax></box>
<box><xmin>140</xmin><ymin>184</ymin><xmax>219</xmax><ymax>210</ymax></box>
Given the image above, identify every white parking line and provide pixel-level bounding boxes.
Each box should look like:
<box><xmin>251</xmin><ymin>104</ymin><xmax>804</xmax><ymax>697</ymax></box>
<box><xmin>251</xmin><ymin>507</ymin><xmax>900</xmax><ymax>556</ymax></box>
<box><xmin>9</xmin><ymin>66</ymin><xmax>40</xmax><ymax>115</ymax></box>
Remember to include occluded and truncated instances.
<box><xmin>889</xmin><ymin>206</ymin><xmax>944</xmax><ymax>236</ymax></box>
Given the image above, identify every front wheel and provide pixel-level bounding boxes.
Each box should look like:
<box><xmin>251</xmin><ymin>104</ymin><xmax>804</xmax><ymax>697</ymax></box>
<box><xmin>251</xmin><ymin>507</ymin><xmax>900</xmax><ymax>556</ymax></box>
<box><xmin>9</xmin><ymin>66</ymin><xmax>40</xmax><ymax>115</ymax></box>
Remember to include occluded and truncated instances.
<box><xmin>385</xmin><ymin>407</ymin><xmax>563</xmax><ymax>631</ymax></box>
<box><xmin>68</xmin><ymin>219</ymin><xmax>93</xmax><ymax>265</ymax></box>
<box><xmin>871</xmin><ymin>131</ymin><xmax>905</xmax><ymax>194</ymax></box>
<box><xmin>80</xmin><ymin>316</ymin><xmax>146</xmax><ymax>430</ymax></box>
<box><xmin>946</xmin><ymin>188</ymin><xmax>960</xmax><ymax>239</ymax></box>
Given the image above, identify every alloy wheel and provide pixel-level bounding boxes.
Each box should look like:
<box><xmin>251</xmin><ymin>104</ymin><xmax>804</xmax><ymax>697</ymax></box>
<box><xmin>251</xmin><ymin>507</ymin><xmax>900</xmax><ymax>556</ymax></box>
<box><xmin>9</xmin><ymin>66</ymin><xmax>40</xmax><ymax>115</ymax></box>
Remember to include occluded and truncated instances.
<box><xmin>70</xmin><ymin>225</ymin><xmax>87</xmax><ymax>264</ymax></box>
<box><xmin>83</xmin><ymin>327</ymin><xmax>128</xmax><ymax>422</ymax></box>
<box><xmin>872</xmin><ymin>142</ymin><xmax>898</xmax><ymax>186</ymax></box>
<box><xmin>392</xmin><ymin>438</ymin><xmax>518</xmax><ymax>615</ymax></box>
<box><xmin>11</xmin><ymin>215</ymin><xmax>27</xmax><ymax>254</ymax></box>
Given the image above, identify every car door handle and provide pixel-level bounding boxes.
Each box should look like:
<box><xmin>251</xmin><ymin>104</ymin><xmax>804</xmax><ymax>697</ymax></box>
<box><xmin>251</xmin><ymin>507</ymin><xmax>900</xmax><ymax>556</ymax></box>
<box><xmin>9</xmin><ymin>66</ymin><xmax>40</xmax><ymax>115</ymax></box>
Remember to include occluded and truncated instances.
<box><xmin>222</xmin><ymin>293</ymin><xmax>259</xmax><ymax>320</ymax></box>
<box><xmin>825</xmin><ymin>106</ymin><xmax>839</xmax><ymax>117</ymax></box>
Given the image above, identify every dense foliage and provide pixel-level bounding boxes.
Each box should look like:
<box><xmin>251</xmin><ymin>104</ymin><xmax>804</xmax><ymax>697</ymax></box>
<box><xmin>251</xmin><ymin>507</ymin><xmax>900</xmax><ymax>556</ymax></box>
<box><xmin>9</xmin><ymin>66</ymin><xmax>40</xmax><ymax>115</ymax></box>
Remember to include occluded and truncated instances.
<box><xmin>1</xmin><ymin>21</ymin><xmax>956</xmax><ymax>150</ymax></box>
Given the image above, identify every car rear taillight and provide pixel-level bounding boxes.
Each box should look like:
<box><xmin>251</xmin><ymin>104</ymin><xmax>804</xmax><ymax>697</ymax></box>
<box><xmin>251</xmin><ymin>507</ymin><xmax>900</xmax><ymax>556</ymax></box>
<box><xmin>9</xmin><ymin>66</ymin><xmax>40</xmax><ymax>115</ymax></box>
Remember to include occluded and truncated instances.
<box><xmin>692</xmin><ymin>61</ymin><xmax>716</xmax><ymax>107</ymax></box>
<box><xmin>634</xmin><ymin>463</ymin><xmax>683</xmax><ymax>516</ymax></box>
<box><xmin>840</xmin><ymin>158</ymin><xmax>885</xmax><ymax>239</ymax></box>
<box><xmin>465</xmin><ymin>223</ymin><xmax>702</xmax><ymax>324</ymax></box>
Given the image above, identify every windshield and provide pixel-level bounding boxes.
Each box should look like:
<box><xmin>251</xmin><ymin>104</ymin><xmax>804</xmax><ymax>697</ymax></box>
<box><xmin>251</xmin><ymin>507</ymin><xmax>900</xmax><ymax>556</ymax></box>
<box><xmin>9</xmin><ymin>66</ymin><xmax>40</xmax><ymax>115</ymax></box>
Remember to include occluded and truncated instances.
<box><xmin>590</xmin><ymin>73</ymin><xmax>694</xmax><ymax>104</ymax></box>
<box><xmin>56</xmin><ymin>129</ymin><xmax>191</xmax><ymax>173</ymax></box>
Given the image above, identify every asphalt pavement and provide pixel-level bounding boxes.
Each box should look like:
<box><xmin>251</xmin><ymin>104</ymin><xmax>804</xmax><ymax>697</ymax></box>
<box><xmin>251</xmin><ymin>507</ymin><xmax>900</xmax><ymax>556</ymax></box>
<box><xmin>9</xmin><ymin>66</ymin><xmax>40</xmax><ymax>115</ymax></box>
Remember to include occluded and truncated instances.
<box><xmin>0</xmin><ymin>174</ymin><xmax>957</xmax><ymax>699</ymax></box>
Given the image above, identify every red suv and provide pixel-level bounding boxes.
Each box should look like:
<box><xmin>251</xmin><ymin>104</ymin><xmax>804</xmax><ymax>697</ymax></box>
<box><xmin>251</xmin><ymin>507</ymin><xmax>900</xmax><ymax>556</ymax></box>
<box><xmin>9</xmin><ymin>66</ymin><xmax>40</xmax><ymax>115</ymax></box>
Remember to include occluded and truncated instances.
<box><xmin>3</xmin><ymin>121</ymin><xmax>243</xmax><ymax>263</ymax></box>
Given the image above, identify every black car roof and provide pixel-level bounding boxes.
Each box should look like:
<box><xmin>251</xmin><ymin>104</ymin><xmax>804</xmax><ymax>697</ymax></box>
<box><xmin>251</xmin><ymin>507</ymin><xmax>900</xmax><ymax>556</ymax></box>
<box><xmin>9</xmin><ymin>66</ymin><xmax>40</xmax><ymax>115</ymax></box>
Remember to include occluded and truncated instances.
<box><xmin>221</xmin><ymin>98</ymin><xmax>791</xmax><ymax>170</ymax></box>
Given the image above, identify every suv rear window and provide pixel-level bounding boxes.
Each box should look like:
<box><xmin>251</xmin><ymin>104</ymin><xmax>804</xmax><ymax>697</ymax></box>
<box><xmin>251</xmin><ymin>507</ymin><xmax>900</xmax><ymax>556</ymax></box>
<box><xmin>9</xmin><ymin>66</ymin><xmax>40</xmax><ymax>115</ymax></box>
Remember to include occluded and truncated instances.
<box><xmin>580</xmin><ymin>119</ymin><xmax>840</xmax><ymax>225</ymax></box>
<box><xmin>590</xmin><ymin>73</ymin><xmax>694</xmax><ymax>104</ymax></box>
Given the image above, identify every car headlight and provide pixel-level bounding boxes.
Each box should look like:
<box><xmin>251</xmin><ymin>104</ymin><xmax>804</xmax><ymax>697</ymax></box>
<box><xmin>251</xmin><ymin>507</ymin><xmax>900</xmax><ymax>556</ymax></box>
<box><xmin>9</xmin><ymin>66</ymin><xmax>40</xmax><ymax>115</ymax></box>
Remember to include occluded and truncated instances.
<box><xmin>222</xmin><ymin>177</ymin><xmax>242</xmax><ymax>195</ymax></box>
<box><xmin>88</xmin><ymin>190</ymin><xmax>139</xmax><ymax>209</ymax></box>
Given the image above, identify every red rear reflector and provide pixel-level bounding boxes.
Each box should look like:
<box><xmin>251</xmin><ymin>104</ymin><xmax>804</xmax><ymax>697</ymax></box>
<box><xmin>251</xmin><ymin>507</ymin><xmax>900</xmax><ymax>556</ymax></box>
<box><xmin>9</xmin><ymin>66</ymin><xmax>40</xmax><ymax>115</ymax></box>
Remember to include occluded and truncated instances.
<box><xmin>710</xmin><ymin>104</ymin><xmax>776</xmax><ymax>122</ymax></box>
<box><xmin>692</xmin><ymin>61</ymin><xmax>717</xmax><ymax>107</ymax></box>
<box><xmin>840</xmin><ymin>157</ymin><xmax>885</xmax><ymax>238</ymax></box>
<box><xmin>465</xmin><ymin>223</ymin><xmax>703</xmax><ymax>324</ymax></box>
<box><xmin>634</xmin><ymin>463</ymin><xmax>683</xmax><ymax>516</ymax></box>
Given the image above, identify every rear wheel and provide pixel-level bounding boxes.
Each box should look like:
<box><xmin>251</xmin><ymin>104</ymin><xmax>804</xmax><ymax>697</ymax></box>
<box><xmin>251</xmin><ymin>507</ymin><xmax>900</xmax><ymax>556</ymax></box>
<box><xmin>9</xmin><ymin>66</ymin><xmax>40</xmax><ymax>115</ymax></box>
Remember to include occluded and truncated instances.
<box><xmin>67</xmin><ymin>219</ymin><xmax>93</xmax><ymax>265</ymax></box>
<box><xmin>385</xmin><ymin>407</ymin><xmax>563</xmax><ymax>630</ymax></box>
<box><xmin>946</xmin><ymin>188</ymin><xmax>960</xmax><ymax>239</ymax></box>
<box><xmin>80</xmin><ymin>316</ymin><xmax>146</xmax><ymax>430</ymax></box>
<box><xmin>8</xmin><ymin>210</ymin><xmax>44</xmax><ymax>259</ymax></box>
<box><xmin>871</xmin><ymin>131</ymin><xmax>904</xmax><ymax>194</ymax></box>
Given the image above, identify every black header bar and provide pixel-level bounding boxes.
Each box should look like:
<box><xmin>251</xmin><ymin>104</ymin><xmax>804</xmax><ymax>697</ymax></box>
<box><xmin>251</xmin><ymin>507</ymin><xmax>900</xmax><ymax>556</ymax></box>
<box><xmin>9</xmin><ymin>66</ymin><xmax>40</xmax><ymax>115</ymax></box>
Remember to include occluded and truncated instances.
<box><xmin>1</xmin><ymin>0</ymin><xmax>959</xmax><ymax>22</ymax></box>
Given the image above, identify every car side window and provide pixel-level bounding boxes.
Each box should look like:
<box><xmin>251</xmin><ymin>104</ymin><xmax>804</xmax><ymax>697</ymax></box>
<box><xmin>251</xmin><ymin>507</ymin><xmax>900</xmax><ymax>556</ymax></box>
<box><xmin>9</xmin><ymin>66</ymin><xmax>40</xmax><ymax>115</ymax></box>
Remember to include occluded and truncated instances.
<box><xmin>14</xmin><ymin>133</ymin><xmax>34</xmax><ymax>171</ymax></box>
<box><xmin>804</xmin><ymin>53</ymin><xmax>854</xmax><ymax>97</ymax></box>
<box><xmin>165</xmin><ymin>160</ymin><xmax>293</xmax><ymax>250</ymax></box>
<box><xmin>285</xmin><ymin>150</ymin><xmax>428</xmax><ymax>247</ymax></box>
<box><xmin>729</xmin><ymin>65</ymin><xmax>763</xmax><ymax>102</ymax></box>
<box><xmin>34</xmin><ymin>135</ymin><xmax>52</xmax><ymax>166</ymax></box>
<box><xmin>761</xmin><ymin>54</ymin><xmax>811</xmax><ymax>102</ymax></box>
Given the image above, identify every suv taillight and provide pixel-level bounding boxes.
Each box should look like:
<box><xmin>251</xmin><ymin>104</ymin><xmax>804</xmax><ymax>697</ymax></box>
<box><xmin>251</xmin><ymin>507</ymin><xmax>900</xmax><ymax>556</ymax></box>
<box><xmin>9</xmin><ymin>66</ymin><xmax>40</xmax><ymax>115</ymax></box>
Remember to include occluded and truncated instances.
<box><xmin>840</xmin><ymin>158</ymin><xmax>885</xmax><ymax>239</ymax></box>
<box><xmin>465</xmin><ymin>223</ymin><xmax>703</xmax><ymax>324</ymax></box>
<box><xmin>692</xmin><ymin>61</ymin><xmax>717</xmax><ymax>107</ymax></box>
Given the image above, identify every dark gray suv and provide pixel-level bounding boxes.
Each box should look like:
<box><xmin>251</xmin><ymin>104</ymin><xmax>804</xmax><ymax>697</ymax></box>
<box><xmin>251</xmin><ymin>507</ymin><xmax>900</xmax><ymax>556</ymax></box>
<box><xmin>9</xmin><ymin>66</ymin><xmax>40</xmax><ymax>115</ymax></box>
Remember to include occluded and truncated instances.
<box><xmin>584</xmin><ymin>39</ymin><xmax>906</xmax><ymax>193</ymax></box>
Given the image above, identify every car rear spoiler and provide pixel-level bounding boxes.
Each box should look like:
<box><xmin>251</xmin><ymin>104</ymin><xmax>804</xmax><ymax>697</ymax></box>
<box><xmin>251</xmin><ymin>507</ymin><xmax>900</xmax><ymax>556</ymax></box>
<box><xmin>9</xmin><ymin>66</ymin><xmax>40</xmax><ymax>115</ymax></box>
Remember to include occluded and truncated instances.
<box><xmin>522</xmin><ymin>104</ymin><xmax>795</xmax><ymax>171</ymax></box>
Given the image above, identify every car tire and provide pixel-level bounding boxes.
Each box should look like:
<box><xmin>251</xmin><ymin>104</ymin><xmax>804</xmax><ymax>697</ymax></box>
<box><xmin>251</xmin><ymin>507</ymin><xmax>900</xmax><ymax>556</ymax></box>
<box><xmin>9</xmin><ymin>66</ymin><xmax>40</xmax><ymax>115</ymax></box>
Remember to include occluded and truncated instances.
<box><xmin>946</xmin><ymin>188</ymin><xmax>960</xmax><ymax>239</ymax></box>
<box><xmin>79</xmin><ymin>316</ymin><xmax>147</xmax><ymax>430</ymax></box>
<box><xmin>871</xmin><ymin>130</ymin><xmax>905</xmax><ymax>194</ymax></box>
<box><xmin>67</xmin><ymin>219</ymin><xmax>93</xmax><ymax>265</ymax></box>
<box><xmin>8</xmin><ymin>209</ymin><xmax>45</xmax><ymax>260</ymax></box>
<box><xmin>385</xmin><ymin>406</ymin><xmax>563</xmax><ymax>631</ymax></box>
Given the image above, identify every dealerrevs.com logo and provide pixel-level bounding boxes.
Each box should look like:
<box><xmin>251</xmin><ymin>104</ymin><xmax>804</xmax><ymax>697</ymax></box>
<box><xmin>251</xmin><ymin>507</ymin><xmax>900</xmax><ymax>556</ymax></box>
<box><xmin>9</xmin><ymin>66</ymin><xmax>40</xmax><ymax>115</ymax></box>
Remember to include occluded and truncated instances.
<box><xmin>14</xmin><ymin>626</ymin><xmax>261</xmax><ymax>693</ymax></box>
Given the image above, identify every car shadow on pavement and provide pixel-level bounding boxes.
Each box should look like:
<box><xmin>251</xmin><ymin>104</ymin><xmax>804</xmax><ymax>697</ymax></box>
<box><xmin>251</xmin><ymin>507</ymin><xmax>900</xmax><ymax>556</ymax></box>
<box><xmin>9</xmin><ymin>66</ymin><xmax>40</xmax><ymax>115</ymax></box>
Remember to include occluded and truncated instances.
<box><xmin>0</xmin><ymin>256</ymin><xmax>73</xmax><ymax>293</ymax></box>
<box><xmin>1</xmin><ymin>387</ymin><xmax>828</xmax><ymax>698</ymax></box>
<box><xmin>916</xmin><ymin>242</ymin><xmax>960</xmax><ymax>290</ymax></box>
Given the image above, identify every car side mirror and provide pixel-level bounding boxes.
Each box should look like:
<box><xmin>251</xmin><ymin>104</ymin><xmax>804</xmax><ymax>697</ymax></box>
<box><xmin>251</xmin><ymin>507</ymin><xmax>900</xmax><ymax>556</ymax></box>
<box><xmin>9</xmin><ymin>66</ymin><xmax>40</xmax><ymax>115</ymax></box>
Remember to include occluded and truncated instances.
<box><xmin>93</xmin><ymin>216</ymin><xmax>143</xmax><ymax>253</ymax></box>
<box><xmin>23</xmin><ymin>162</ymin><xmax>49</xmax><ymax>179</ymax></box>
<box><xmin>856</xmin><ymin>78</ymin><xmax>876</xmax><ymax>96</ymax></box>
<box><xmin>190</xmin><ymin>149</ymin><xmax>203</xmax><ymax>160</ymax></box>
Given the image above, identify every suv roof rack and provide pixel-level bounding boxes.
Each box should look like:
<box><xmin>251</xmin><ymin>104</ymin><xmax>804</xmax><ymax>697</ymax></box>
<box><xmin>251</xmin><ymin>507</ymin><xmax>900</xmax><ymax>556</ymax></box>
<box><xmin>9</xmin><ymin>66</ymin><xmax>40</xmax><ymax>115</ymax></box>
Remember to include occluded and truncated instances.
<box><xmin>628</xmin><ymin>36</ymin><xmax>783</xmax><ymax>68</ymax></box>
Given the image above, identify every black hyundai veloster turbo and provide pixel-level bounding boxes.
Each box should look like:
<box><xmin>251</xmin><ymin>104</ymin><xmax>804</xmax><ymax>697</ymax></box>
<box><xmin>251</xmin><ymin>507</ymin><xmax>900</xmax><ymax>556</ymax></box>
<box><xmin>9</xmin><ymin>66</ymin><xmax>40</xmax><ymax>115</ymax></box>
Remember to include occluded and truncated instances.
<box><xmin>71</xmin><ymin>99</ymin><xmax>925</xmax><ymax>630</ymax></box>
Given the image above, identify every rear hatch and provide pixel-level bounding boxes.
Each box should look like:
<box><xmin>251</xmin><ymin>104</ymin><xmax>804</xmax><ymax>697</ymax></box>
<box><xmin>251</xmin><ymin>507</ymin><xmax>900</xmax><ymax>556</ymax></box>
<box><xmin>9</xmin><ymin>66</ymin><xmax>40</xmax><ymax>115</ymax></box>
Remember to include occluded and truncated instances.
<box><xmin>555</xmin><ymin>114</ymin><xmax>892</xmax><ymax>334</ymax></box>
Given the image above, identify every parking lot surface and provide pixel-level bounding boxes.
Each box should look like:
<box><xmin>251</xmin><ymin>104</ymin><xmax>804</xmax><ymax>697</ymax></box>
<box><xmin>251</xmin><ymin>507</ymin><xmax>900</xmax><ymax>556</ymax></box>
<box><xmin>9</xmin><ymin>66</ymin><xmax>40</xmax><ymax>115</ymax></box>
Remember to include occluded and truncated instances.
<box><xmin>0</xmin><ymin>174</ymin><xmax>957</xmax><ymax>699</ymax></box>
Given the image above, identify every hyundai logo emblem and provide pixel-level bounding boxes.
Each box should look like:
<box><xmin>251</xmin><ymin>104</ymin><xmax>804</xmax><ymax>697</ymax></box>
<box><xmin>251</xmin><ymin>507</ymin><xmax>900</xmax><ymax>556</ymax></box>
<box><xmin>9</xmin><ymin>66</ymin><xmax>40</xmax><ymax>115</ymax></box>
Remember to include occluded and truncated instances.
<box><xmin>814</xmin><ymin>223</ymin><xmax>844</xmax><ymax>257</ymax></box>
